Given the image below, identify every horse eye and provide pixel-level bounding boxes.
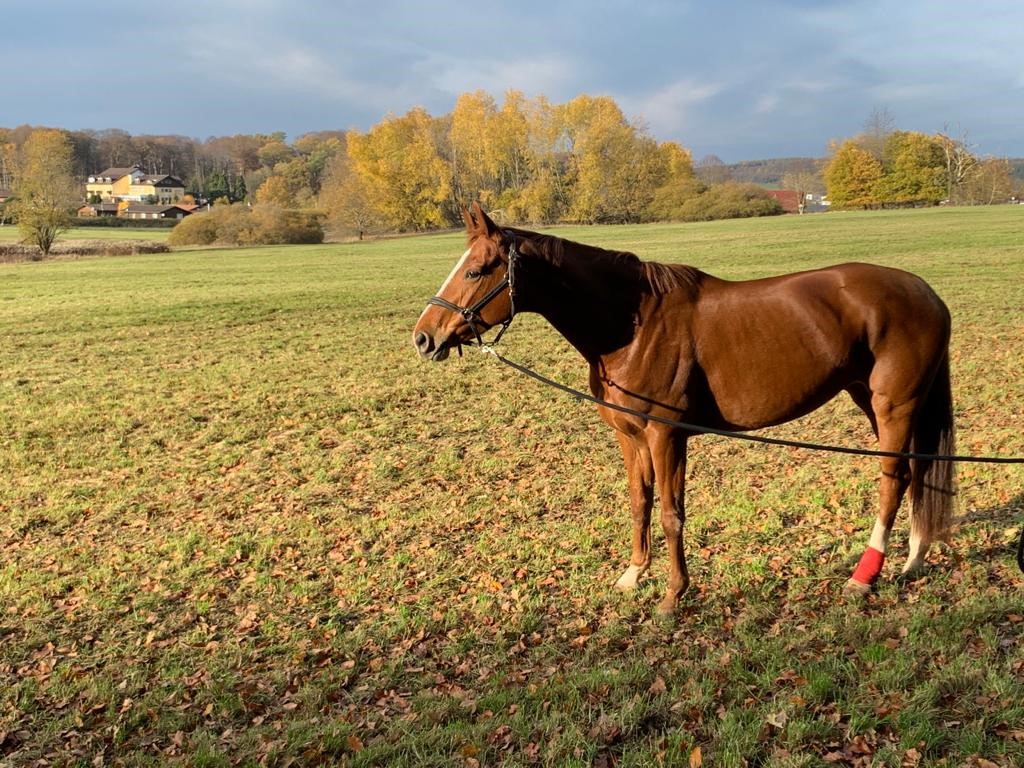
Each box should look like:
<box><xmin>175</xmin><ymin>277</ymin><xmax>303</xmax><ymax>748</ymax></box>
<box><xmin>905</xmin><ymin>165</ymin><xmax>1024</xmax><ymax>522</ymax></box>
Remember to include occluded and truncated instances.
<box><xmin>465</xmin><ymin>269</ymin><xmax>482</xmax><ymax>280</ymax></box>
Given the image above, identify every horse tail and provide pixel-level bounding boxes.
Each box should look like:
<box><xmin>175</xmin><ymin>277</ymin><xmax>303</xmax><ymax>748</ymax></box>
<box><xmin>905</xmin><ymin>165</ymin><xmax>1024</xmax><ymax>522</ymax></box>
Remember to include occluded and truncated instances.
<box><xmin>909</xmin><ymin>354</ymin><xmax>956</xmax><ymax>543</ymax></box>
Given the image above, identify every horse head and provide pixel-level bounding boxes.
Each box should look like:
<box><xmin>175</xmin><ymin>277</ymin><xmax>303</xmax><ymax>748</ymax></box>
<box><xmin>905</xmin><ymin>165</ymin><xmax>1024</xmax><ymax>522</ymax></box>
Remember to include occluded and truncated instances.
<box><xmin>413</xmin><ymin>203</ymin><xmax>516</xmax><ymax>360</ymax></box>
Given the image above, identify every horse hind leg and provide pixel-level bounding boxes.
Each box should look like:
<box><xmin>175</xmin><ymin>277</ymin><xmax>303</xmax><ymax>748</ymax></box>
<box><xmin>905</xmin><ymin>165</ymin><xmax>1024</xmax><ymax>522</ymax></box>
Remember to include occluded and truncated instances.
<box><xmin>613</xmin><ymin>432</ymin><xmax>655</xmax><ymax>591</ymax></box>
<box><xmin>844</xmin><ymin>393</ymin><xmax>915</xmax><ymax>597</ymax></box>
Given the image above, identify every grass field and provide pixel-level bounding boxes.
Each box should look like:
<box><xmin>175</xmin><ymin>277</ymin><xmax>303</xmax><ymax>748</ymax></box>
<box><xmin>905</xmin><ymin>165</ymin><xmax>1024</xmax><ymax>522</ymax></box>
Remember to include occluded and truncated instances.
<box><xmin>0</xmin><ymin>225</ymin><xmax>171</xmax><ymax>244</ymax></box>
<box><xmin>1</xmin><ymin>207</ymin><xmax>1022</xmax><ymax>767</ymax></box>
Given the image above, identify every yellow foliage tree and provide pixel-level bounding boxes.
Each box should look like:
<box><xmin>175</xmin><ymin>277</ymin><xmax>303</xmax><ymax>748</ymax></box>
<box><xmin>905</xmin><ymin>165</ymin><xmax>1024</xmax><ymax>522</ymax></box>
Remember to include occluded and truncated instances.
<box><xmin>346</xmin><ymin>107</ymin><xmax>452</xmax><ymax>230</ymax></box>
<box><xmin>511</xmin><ymin>95</ymin><xmax>567</xmax><ymax>224</ymax></box>
<box><xmin>875</xmin><ymin>131</ymin><xmax>946</xmax><ymax>205</ymax></box>
<box><xmin>450</xmin><ymin>90</ymin><xmax>499</xmax><ymax>207</ymax></box>
<box><xmin>824</xmin><ymin>141</ymin><xmax>884</xmax><ymax>209</ymax></box>
<box><xmin>318</xmin><ymin>153</ymin><xmax>377</xmax><ymax>239</ymax></box>
<box><xmin>648</xmin><ymin>141</ymin><xmax>702</xmax><ymax>220</ymax></box>
<box><xmin>11</xmin><ymin>129</ymin><xmax>79</xmax><ymax>256</ymax></box>
<box><xmin>256</xmin><ymin>175</ymin><xmax>293</xmax><ymax>207</ymax></box>
<box><xmin>560</xmin><ymin>95</ymin><xmax>666</xmax><ymax>223</ymax></box>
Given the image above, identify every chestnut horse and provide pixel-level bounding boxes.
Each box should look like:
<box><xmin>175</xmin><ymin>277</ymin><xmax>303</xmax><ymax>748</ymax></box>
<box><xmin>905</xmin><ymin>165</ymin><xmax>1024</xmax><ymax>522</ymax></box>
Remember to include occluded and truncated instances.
<box><xmin>413</xmin><ymin>204</ymin><xmax>955</xmax><ymax>615</ymax></box>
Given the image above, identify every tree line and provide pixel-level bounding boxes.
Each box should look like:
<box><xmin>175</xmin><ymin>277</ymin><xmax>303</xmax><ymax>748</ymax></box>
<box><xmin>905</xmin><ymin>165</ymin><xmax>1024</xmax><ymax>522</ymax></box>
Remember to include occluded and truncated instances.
<box><xmin>2</xmin><ymin>92</ymin><xmax>788</xmax><ymax>241</ymax></box>
<box><xmin>823</xmin><ymin>111</ymin><xmax>1018</xmax><ymax>209</ymax></box>
<box><xmin>3</xmin><ymin>98</ymin><xmax>1020</xmax><ymax>248</ymax></box>
<box><xmin>319</xmin><ymin>91</ymin><xmax>789</xmax><ymax>234</ymax></box>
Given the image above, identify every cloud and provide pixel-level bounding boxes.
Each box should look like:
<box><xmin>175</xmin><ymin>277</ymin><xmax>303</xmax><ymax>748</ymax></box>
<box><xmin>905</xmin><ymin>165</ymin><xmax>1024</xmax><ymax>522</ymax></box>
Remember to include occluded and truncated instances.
<box><xmin>3</xmin><ymin>0</ymin><xmax>1023</xmax><ymax>158</ymax></box>
<box><xmin>621</xmin><ymin>79</ymin><xmax>724</xmax><ymax>137</ymax></box>
<box><xmin>426</xmin><ymin>53</ymin><xmax>578</xmax><ymax>103</ymax></box>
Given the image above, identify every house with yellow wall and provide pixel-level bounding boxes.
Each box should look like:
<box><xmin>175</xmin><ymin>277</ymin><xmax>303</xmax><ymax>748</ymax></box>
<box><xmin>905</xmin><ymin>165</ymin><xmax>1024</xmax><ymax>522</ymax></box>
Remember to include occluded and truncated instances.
<box><xmin>86</xmin><ymin>166</ymin><xmax>185</xmax><ymax>205</ymax></box>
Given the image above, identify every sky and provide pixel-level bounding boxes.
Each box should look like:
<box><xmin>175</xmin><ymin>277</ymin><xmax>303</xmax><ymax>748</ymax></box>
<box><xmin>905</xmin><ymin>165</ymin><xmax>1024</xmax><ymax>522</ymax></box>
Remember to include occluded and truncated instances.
<box><xmin>4</xmin><ymin>0</ymin><xmax>1022</xmax><ymax>162</ymax></box>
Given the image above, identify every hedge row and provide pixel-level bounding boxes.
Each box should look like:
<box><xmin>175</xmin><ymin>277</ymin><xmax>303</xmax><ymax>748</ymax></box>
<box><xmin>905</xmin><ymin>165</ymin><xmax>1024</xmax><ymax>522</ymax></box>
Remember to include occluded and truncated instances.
<box><xmin>0</xmin><ymin>239</ymin><xmax>170</xmax><ymax>262</ymax></box>
<box><xmin>72</xmin><ymin>217</ymin><xmax>178</xmax><ymax>229</ymax></box>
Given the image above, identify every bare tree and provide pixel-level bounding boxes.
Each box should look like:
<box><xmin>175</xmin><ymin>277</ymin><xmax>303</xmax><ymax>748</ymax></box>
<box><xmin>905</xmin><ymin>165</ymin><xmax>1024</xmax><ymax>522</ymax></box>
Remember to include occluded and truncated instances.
<box><xmin>937</xmin><ymin>124</ymin><xmax>978</xmax><ymax>204</ymax></box>
<box><xmin>959</xmin><ymin>158</ymin><xmax>1014</xmax><ymax>205</ymax></box>
<box><xmin>782</xmin><ymin>170</ymin><xmax>824</xmax><ymax>213</ymax></box>
<box><xmin>861</xmin><ymin>107</ymin><xmax>897</xmax><ymax>160</ymax></box>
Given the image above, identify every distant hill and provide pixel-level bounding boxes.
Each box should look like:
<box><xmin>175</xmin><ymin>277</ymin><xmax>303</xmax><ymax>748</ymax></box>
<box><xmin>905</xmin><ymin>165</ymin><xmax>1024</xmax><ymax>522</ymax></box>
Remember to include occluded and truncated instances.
<box><xmin>726</xmin><ymin>156</ymin><xmax>1024</xmax><ymax>190</ymax></box>
<box><xmin>724</xmin><ymin>157</ymin><xmax>825</xmax><ymax>187</ymax></box>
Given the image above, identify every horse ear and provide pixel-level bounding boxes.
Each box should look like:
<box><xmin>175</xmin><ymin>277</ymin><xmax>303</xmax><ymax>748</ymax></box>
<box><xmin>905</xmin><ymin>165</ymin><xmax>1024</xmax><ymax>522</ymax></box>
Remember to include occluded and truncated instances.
<box><xmin>472</xmin><ymin>202</ymin><xmax>499</xmax><ymax>237</ymax></box>
<box><xmin>462</xmin><ymin>207</ymin><xmax>475</xmax><ymax>233</ymax></box>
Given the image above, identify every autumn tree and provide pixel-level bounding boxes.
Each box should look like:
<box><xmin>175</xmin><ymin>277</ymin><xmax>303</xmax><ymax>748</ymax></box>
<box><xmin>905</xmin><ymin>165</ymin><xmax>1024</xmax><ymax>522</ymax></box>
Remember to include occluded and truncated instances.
<box><xmin>318</xmin><ymin>153</ymin><xmax>378</xmax><ymax>239</ymax></box>
<box><xmin>446</xmin><ymin>90</ymin><xmax>532</xmax><ymax>218</ymax></box>
<box><xmin>255</xmin><ymin>175</ymin><xmax>292</xmax><ymax>207</ymax></box>
<box><xmin>257</xmin><ymin>134</ymin><xmax>294</xmax><ymax>168</ymax></box>
<box><xmin>958</xmin><ymin>158</ymin><xmax>1016</xmax><ymax>205</ymax></box>
<box><xmin>11</xmin><ymin>128</ymin><xmax>80</xmax><ymax>257</ymax></box>
<box><xmin>648</xmin><ymin>141</ymin><xmax>702</xmax><ymax>220</ymax></box>
<box><xmin>449</xmin><ymin>90</ymin><xmax>501</xmax><ymax>208</ymax></box>
<box><xmin>346</xmin><ymin>107</ymin><xmax>452</xmax><ymax>230</ymax></box>
<box><xmin>491</xmin><ymin>91</ymin><xmax>531</xmax><ymax>202</ymax></box>
<box><xmin>872</xmin><ymin>131</ymin><xmax>946</xmax><ymax>206</ymax></box>
<box><xmin>824</xmin><ymin>140</ymin><xmax>884</xmax><ymax>209</ymax></box>
<box><xmin>510</xmin><ymin>95</ymin><xmax>568</xmax><ymax>224</ymax></box>
<box><xmin>560</xmin><ymin>95</ymin><xmax>666</xmax><ymax>224</ymax></box>
<box><xmin>293</xmin><ymin>133</ymin><xmax>346</xmax><ymax>197</ymax></box>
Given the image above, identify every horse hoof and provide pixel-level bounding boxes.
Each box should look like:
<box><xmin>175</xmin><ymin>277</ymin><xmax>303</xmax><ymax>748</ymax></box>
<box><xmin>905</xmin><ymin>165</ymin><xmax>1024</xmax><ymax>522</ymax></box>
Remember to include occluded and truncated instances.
<box><xmin>655</xmin><ymin>597</ymin><xmax>678</xmax><ymax>617</ymax></box>
<box><xmin>842</xmin><ymin>578</ymin><xmax>872</xmax><ymax>599</ymax></box>
<box><xmin>614</xmin><ymin>564</ymin><xmax>645</xmax><ymax>591</ymax></box>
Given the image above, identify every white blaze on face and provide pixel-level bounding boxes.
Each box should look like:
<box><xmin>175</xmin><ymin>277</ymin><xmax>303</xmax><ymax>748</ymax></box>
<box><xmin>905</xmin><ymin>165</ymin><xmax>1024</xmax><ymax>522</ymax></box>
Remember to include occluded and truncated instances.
<box><xmin>417</xmin><ymin>247</ymin><xmax>473</xmax><ymax>325</ymax></box>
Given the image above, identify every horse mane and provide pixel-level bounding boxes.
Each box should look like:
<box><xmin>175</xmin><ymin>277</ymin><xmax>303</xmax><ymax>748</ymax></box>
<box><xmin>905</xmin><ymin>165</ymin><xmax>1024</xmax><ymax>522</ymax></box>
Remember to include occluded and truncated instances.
<box><xmin>504</xmin><ymin>227</ymin><xmax>704</xmax><ymax>298</ymax></box>
<box><xmin>642</xmin><ymin>262</ymin><xmax>705</xmax><ymax>298</ymax></box>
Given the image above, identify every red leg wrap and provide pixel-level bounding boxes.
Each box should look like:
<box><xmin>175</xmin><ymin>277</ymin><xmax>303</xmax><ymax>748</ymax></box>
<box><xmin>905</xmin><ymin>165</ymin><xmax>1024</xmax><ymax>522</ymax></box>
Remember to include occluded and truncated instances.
<box><xmin>851</xmin><ymin>546</ymin><xmax>885</xmax><ymax>585</ymax></box>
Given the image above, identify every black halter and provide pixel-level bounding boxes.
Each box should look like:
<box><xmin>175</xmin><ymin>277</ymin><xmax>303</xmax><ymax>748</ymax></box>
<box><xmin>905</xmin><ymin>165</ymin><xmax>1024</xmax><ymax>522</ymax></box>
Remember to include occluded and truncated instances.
<box><xmin>426</xmin><ymin>240</ymin><xmax>518</xmax><ymax>349</ymax></box>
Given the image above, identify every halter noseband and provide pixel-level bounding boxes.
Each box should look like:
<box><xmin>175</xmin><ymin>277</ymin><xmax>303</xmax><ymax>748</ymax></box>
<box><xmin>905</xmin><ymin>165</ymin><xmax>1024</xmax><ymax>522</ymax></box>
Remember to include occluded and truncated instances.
<box><xmin>426</xmin><ymin>240</ymin><xmax>519</xmax><ymax>349</ymax></box>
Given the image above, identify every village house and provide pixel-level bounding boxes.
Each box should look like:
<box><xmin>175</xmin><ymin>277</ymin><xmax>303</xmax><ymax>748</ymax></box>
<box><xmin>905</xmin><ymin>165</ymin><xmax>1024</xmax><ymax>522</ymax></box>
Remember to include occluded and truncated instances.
<box><xmin>121</xmin><ymin>203</ymin><xmax>193</xmax><ymax>220</ymax></box>
<box><xmin>86</xmin><ymin>166</ymin><xmax>186</xmax><ymax>205</ymax></box>
<box><xmin>77</xmin><ymin>202</ymin><xmax>120</xmax><ymax>217</ymax></box>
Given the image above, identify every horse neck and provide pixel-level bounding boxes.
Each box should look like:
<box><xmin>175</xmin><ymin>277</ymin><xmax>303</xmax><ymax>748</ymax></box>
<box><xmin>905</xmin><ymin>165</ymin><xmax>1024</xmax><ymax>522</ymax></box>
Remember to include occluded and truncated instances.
<box><xmin>516</xmin><ymin>237</ymin><xmax>644</xmax><ymax>360</ymax></box>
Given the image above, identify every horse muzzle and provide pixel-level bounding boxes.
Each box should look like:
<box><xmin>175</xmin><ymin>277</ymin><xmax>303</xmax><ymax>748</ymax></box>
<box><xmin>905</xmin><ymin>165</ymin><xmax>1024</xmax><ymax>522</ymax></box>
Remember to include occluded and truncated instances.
<box><xmin>413</xmin><ymin>329</ymin><xmax>454</xmax><ymax>361</ymax></box>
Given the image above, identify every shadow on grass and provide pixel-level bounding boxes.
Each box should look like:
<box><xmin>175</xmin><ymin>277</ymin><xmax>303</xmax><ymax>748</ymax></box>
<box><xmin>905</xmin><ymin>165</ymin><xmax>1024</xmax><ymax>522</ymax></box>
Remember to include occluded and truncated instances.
<box><xmin>953</xmin><ymin>491</ymin><xmax>1024</xmax><ymax>570</ymax></box>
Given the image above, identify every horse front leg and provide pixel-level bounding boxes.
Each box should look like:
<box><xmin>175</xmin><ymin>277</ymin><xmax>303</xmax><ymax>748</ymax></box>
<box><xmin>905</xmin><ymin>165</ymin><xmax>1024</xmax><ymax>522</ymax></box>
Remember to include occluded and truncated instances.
<box><xmin>613</xmin><ymin>431</ymin><xmax>655</xmax><ymax>591</ymax></box>
<box><xmin>653</xmin><ymin>429</ymin><xmax>689</xmax><ymax>615</ymax></box>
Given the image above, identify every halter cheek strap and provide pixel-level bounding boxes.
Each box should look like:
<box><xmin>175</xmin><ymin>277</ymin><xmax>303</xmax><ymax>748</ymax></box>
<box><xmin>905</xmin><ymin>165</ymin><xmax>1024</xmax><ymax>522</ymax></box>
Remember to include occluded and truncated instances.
<box><xmin>427</xmin><ymin>241</ymin><xmax>519</xmax><ymax>348</ymax></box>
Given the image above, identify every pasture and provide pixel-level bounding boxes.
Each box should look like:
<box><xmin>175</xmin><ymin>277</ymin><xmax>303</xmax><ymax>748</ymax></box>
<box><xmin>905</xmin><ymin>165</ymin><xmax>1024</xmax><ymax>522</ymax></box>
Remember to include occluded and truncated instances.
<box><xmin>0</xmin><ymin>225</ymin><xmax>171</xmax><ymax>244</ymax></box>
<box><xmin>1</xmin><ymin>207</ymin><xmax>1022</xmax><ymax>767</ymax></box>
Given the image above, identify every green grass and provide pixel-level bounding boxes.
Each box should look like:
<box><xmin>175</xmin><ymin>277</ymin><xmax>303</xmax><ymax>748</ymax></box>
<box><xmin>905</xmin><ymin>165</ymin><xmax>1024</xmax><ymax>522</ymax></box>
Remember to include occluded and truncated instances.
<box><xmin>0</xmin><ymin>224</ymin><xmax>170</xmax><ymax>243</ymax></box>
<box><xmin>1</xmin><ymin>207</ymin><xmax>1022</xmax><ymax>766</ymax></box>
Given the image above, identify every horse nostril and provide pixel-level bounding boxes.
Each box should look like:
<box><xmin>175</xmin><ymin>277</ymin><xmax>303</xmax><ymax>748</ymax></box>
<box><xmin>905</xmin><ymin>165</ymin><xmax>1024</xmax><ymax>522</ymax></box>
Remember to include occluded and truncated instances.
<box><xmin>414</xmin><ymin>331</ymin><xmax>433</xmax><ymax>355</ymax></box>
